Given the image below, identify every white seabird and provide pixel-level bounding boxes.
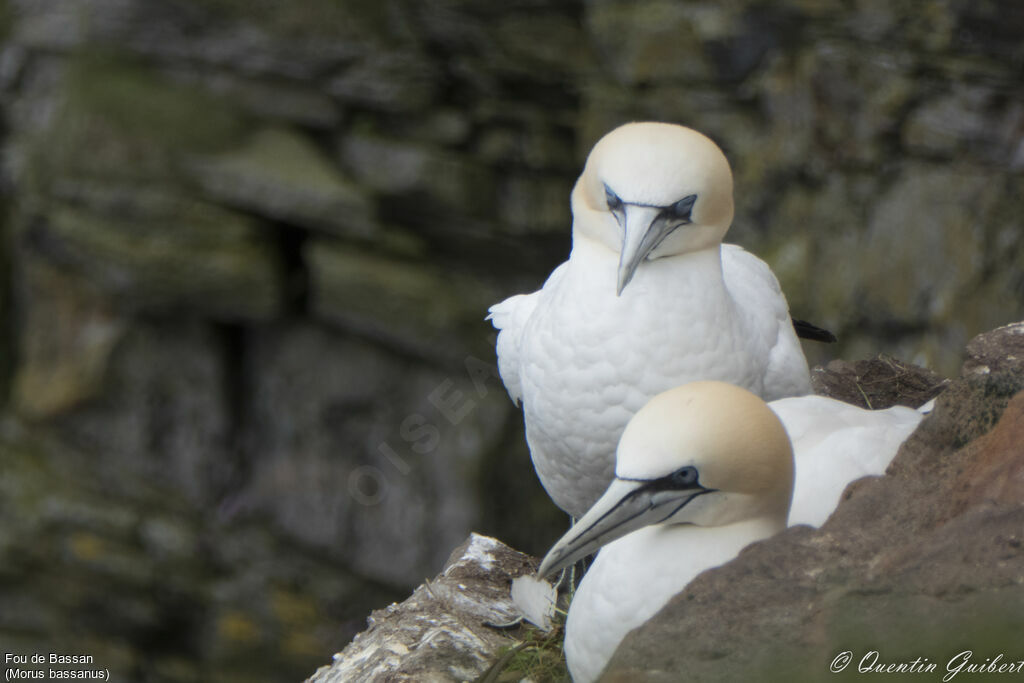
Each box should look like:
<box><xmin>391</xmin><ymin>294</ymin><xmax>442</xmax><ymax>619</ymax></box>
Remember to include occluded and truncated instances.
<box><xmin>538</xmin><ymin>381</ymin><xmax>795</xmax><ymax>683</ymax></box>
<box><xmin>534</xmin><ymin>381</ymin><xmax>926</xmax><ymax>682</ymax></box>
<box><xmin>489</xmin><ymin>122</ymin><xmax>813</xmax><ymax>519</ymax></box>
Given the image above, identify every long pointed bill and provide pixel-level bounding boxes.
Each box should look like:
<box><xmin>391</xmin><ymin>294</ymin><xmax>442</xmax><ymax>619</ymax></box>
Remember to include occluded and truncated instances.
<box><xmin>537</xmin><ymin>477</ymin><xmax>710</xmax><ymax>578</ymax></box>
<box><xmin>616</xmin><ymin>205</ymin><xmax>675</xmax><ymax>296</ymax></box>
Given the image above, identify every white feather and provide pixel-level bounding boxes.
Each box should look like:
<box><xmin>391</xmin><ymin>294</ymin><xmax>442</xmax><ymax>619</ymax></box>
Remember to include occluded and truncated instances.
<box><xmin>493</xmin><ymin>242</ymin><xmax>811</xmax><ymax>518</ymax></box>
<box><xmin>771</xmin><ymin>395</ymin><xmax>924</xmax><ymax>527</ymax></box>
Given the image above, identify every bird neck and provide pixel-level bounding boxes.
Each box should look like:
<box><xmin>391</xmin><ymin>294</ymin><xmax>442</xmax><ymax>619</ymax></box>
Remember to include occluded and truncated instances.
<box><xmin>653</xmin><ymin>514</ymin><xmax>785</xmax><ymax>557</ymax></box>
<box><xmin>598</xmin><ymin>514</ymin><xmax>786</xmax><ymax>599</ymax></box>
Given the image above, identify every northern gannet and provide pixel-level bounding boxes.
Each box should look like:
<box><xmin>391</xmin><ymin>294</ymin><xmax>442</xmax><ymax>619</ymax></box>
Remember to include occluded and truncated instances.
<box><xmin>489</xmin><ymin>122</ymin><xmax>812</xmax><ymax>518</ymax></box>
<box><xmin>538</xmin><ymin>381</ymin><xmax>795</xmax><ymax>683</ymax></box>
<box><xmin>533</xmin><ymin>382</ymin><xmax>926</xmax><ymax>682</ymax></box>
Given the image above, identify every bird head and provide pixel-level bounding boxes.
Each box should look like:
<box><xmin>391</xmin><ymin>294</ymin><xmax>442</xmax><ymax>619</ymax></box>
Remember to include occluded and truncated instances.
<box><xmin>537</xmin><ymin>381</ymin><xmax>793</xmax><ymax>578</ymax></box>
<box><xmin>570</xmin><ymin>122</ymin><xmax>735</xmax><ymax>295</ymax></box>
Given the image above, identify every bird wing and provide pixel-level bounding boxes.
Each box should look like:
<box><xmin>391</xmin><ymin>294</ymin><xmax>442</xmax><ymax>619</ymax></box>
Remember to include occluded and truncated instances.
<box><xmin>487</xmin><ymin>264</ymin><xmax>567</xmax><ymax>405</ymax></box>
<box><xmin>721</xmin><ymin>244</ymin><xmax>812</xmax><ymax>398</ymax></box>
<box><xmin>771</xmin><ymin>395</ymin><xmax>923</xmax><ymax>527</ymax></box>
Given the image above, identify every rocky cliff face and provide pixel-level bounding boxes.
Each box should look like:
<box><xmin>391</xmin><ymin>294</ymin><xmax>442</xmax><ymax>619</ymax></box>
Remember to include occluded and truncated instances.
<box><xmin>0</xmin><ymin>1</ymin><xmax>1021</xmax><ymax>681</ymax></box>
<box><xmin>306</xmin><ymin>533</ymin><xmax>540</xmax><ymax>683</ymax></box>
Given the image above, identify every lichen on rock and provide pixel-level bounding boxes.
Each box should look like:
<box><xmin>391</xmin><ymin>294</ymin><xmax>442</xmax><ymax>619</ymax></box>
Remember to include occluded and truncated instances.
<box><xmin>305</xmin><ymin>533</ymin><xmax>538</xmax><ymax>683</ymax></box>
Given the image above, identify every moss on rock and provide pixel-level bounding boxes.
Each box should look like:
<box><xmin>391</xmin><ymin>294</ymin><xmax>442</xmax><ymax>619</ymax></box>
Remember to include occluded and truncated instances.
<box><xmin>23</xmin><ymin>197</ymin><xmax>284</xmax><ymax>321</ymax></box>
<box><xmin>306</xmin><ymin>239</ymin><xmax>497</xmax><ymax>363</ymax></box>
<box><xmin>25</xmin><ymin>51</ymin><xmax>249</xmax><ymax>190</ymax></box>
<box><xmin>189</xmin><ymin>127</ymin><xmax>376</xmax><ymax>238</ymax></box>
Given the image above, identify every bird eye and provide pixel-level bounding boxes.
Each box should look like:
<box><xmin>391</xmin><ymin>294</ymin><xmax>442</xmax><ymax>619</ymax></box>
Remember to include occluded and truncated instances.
<box><xmin>669</xmin><ymin>466</ymin><xmax>698</xmax><ymax>488</ymax></box>
<box><xmin>669</xmin><ymin>194</ymin><xmax>697</xmax><ymax>220</ymax></box>
<box><xmin>604</xmin><ymin>186</ymin><xmax>623</xmax><ymax>211</ymax></box>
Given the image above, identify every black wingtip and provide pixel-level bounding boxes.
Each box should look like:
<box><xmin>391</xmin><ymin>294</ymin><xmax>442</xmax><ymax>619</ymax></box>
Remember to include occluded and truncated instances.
<box><xmin>792</xmin><ymin>318</ymin><xmax>838</xmax><ymax>343</ymax></box>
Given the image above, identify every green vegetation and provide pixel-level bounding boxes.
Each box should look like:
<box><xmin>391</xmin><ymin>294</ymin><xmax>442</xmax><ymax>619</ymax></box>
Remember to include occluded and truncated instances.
<box><xmin>477</xmin><ymin>622</ymin><xmax>570</xmax><ymax>683</ymax></box>
<box><xmin>67</xmin><ymin>54</ymin><xmax>246</xmax><ymax>152</ymax></box>
<box><xmin>26</xmin><ymin>50</ymin><xmax>249</xmax><ymax>190</ymax></box>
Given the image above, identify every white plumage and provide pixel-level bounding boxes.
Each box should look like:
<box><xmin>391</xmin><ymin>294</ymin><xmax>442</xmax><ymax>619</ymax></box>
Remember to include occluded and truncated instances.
<box><xmin>563</xmin><ymin>519</ymin><xmax>777</xmax><ymax>683</ymax></box>
<box><xmin>536</xmin><ymin>382</ymin><xmax>926</xmax><ymax>683</ymax></box>
<box><xmin>773</xmin><ymin>395</ymin><xmax>925</xmax><ymax>527</ymax></box>
<box><xmin>490</xmin><ymin>122</ymin><xmax>812</xmax><ymax>518</ymax></box>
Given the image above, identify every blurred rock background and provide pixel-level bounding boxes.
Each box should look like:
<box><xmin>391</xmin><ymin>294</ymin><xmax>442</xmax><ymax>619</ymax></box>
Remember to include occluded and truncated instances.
<box><xmin>0</xmin><ymin>1</ymin><xmax>1020</xmax><ymax>681</ymax></box>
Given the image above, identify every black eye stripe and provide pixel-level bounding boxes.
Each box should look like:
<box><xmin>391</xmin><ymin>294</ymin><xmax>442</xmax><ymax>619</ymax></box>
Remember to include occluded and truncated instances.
<box><xmin>601</xmin><ymin>189</ymin><xmax>696</xmax><ymax>221</ymax></box>
<box><xmin>621</xmin><ymin>465</ymin><xmax>702</xmax><ymax>493</ymax></box>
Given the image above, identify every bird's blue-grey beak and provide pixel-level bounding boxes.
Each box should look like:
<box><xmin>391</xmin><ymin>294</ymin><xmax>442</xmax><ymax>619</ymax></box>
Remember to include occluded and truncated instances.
<box><xmin>613</xmin><ymin>193</ymin><xmax>697</xmax><ymax>295</ymax></box>
<box><xmin>616</xmin><ymin>205</ymin><xmax>668</xmax><ymax>296</ymax></box>
<box><xmin>537</xmin><ymin>476</ymin><xmax>711</xmax><ymax>578</ymax></box>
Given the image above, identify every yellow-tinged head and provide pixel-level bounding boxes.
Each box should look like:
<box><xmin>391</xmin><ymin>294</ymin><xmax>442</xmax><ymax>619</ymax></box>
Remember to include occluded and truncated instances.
<box><xmin>571</xmin><ymin>122</ymin><xmax>735</xmax><ymax>294</ymax></box>
<box><xmin>538</xmin><ymin>381</ymin><xmax>794</xmax><ymax>578</ymax></box>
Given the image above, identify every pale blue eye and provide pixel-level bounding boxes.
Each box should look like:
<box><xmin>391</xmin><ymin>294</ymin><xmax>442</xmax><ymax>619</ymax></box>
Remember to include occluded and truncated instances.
<box><xmin>605</xmin><ymin>186</ymin><xmax>623</xmax><ymax>211</ymax></box>
<box><xmin>670</xmin><ymin>194</ymin><xmax>697</xmax><ymax>220</ymax></box>
<box><xmin>670</xmin><ymin>466</ymin><xmax>698</xmax><ymax>487</ymax></box>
